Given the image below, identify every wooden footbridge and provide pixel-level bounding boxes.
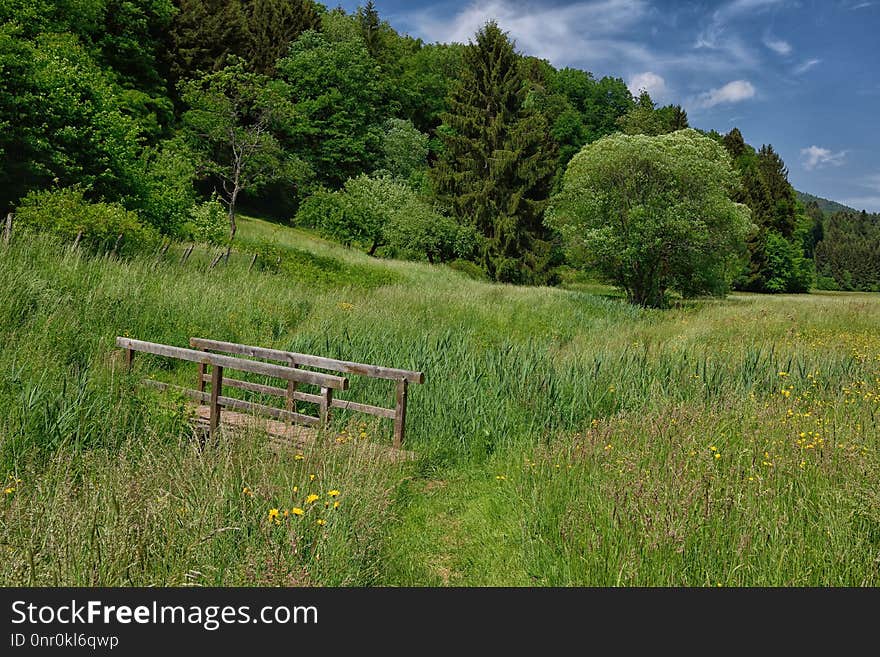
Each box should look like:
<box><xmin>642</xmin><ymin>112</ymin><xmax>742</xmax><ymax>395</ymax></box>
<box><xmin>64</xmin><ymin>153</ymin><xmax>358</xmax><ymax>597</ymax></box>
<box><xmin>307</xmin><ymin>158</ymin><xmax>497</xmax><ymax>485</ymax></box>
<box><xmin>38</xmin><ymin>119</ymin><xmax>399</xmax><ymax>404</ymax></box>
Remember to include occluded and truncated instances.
<box><xmin>116</xmin><ymin>336</ymin><xmax>424</xmax><ymax>457</ymax></box>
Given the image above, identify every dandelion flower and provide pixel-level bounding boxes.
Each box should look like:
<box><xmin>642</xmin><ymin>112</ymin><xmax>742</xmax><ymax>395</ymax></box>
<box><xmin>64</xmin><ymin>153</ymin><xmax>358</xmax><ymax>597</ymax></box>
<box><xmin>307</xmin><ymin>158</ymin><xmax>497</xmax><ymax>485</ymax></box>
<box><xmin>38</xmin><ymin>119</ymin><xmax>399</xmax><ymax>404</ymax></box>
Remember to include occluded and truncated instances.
<box><xmin>291</xmin><ymin>507</ymin><xmax>304</xmax><ymax>516</ymax></box>
<box><xmin>316</xmin><ymin>519</ymin><xmax>326</xmax><ymax>526</ymax></box>
<box><xmin>714</xmin><ymin>453</ymin><xmax>721</xmax><ymax>459</ymax></box>
<box><xmin>305</xmin><ymin>494</ymin><xmax>320</xmax><ymax>504</ymax></box>
<box><xmin>294</xmin><ymin>454</ymin><xmax>304</xmax><ymax>461</ymax></box>
<box><xmin>309</xmin><ymin>474</ymin><xmax>316</xmax><ymax>481</ymax></box>
<box><xmin>242</xmin><ymin>487</ymin><xmax>253</xmax><ymax>496</ymax></box>
<box><xmin>333</xmin><ymin>501</ymin><xmax>340</xmax><ymax>509</ymax></box>
<box><xmin>3</xmin><ymin>487</ymin><xmax>14</xmax><ymax>495</ymax></box>
<box><xmin>328</xmin><ymin>490</ymin><xmax>340</xmax><ymax>497</ymax></box>
<box><xmin>292</xmin><ymin>486</ymin><xmax>299</xmax><ymax>493</ymax></box>
<box><xmin>268</xmin><ymin>508</ymin><xmax>280</xmax><ymax>522</ymax></box>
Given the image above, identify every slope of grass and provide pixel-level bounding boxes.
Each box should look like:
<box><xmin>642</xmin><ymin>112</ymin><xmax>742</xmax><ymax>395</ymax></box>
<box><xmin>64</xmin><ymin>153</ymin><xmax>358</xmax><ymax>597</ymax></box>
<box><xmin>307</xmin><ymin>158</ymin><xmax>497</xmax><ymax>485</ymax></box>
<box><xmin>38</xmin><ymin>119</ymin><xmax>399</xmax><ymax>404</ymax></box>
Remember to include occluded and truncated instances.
<box><xmin>1</xmin><ymin>221</ymin><xmax>879</xmax><ymax>585</ymax></box>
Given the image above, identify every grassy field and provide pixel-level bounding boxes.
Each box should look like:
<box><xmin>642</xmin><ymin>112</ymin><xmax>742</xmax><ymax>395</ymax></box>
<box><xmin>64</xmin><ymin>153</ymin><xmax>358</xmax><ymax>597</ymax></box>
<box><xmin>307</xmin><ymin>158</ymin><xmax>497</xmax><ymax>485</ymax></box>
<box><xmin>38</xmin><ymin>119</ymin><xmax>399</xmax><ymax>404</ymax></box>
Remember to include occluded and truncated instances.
<box><xmin>1</xmin><ymin>216</ymin><xmax>879</xmax><ymax>585</ymax></box>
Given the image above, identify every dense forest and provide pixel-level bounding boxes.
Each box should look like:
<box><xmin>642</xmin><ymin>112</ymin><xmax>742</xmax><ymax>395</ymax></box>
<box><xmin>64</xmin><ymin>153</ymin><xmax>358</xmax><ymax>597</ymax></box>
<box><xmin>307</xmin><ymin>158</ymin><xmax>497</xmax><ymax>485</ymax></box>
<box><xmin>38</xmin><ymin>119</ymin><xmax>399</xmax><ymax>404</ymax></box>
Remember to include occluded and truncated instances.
<box><xmin>2</xmin><ymin>0</ymin><xmax>877</xmax><ymax>295</ymax></box>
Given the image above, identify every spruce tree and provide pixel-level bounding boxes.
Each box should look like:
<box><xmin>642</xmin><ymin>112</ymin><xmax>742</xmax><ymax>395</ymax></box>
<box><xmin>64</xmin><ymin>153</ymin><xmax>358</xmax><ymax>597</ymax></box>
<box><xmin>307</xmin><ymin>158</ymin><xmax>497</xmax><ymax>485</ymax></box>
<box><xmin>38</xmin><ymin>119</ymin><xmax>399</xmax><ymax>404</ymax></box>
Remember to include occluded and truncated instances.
<box><xmin>243</xmin><ymin>0</ymin><xmax>322</xmax><ymax>75</ymax></box>
<box><xmin>432</xmin><ymin>21</ymin><xmax>558</xmax><ymax>284</ymax></box>
<box><xmin>171</xmin><ymin>0</ymin><xmax>248</xmax><ymax>82</ymax></box>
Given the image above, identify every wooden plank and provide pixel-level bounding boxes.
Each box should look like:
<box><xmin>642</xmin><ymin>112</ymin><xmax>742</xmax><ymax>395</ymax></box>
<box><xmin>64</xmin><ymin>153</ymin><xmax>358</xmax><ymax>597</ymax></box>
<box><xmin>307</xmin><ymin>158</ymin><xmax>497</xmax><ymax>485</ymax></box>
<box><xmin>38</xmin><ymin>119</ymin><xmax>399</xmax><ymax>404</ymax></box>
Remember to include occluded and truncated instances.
<box><xmin>125</xmin><ymin>348</ymin><xmax>134</xmax><ymax>371</ymax></box>
<box><xmin>393</xmin><ymin>379</ymin><xmax>408</xmax><ymax>449</ymax></box>
<box><xmin>142</xmin><ymin>380</ymin><xmax>321</xmax><ymax>426</ymax></box>
<box><xmin>202</xmin><ymin>374</ymin><xmax>287</xmax><ymax>398</ymax></box>
<box><xmin>331</xmin><ymin>398</ymin><xmax>396</xmax><ymax>419</ymax></box>
<box><xmin>116</xmin><ymin>337</ymin><xmax>348</xmax><ymax>390</ymax></box>
<box><xmin>209</xmin><ymin>365</ymin><xmax>223</xmax><ymax>438</ymax></box>
<box><xmin>189</xmin><ymin>337</ymin><xmax>424</xmax><ymax>384</ymax></box>
<box><xmin>319</xmin><ymin>387</ymin><xmax>332</xmax><ymax>425</ymax></box>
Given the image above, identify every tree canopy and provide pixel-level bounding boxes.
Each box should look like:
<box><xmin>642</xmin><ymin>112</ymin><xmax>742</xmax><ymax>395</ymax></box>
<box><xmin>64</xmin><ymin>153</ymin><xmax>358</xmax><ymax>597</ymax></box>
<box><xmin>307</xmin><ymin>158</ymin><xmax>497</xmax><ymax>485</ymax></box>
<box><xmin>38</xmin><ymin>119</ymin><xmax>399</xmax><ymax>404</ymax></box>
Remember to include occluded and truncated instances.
<box><xmin>547</xmin><ymin>129</ymin><xmax>753</xmax><ymax>307</ymax></box>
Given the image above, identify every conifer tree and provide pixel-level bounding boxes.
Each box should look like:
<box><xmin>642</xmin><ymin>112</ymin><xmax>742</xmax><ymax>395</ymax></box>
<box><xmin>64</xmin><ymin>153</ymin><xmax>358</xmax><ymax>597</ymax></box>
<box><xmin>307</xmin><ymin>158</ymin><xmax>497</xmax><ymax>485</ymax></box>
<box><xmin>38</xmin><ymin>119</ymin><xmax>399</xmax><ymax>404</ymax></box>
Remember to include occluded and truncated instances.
<box><xmin>243</xmin><ymin>0</ymin><xmax>321</xmax><ymax>75</ymax></box>
<box><xmin>432</xmin><ymin>21</ymin><xmax>558</xmax><ymax>284</ymax></box>
<box><xmin>171</xmin><ymin>0</ymin><xmax>248</xmax><ymax>81</ymax></box>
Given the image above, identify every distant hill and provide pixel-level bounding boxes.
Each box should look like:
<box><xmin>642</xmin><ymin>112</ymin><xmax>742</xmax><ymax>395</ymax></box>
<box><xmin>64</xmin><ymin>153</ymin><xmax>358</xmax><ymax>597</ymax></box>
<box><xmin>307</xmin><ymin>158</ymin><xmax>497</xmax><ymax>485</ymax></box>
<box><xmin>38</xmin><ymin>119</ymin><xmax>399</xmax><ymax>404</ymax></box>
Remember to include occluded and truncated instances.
<box><xmin>796</xmin><ymin>191</ymin><xmax>857</xmax><ymax>216</ymax></box>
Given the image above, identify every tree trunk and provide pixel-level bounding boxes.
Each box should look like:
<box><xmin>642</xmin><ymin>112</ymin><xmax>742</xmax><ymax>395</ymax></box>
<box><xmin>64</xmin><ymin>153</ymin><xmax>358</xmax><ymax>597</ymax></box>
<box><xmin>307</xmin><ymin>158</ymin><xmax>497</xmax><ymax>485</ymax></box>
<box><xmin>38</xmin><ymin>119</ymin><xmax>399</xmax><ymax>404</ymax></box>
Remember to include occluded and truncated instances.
<box><xmin>226</xmin><ymin>186</ymin><xmax>239</xmax><ymax>262</ymax></box>
<box><xmin>367</xmin><ymin>240</ymin><xmax>379</xmax><ymax>256</ymax></box>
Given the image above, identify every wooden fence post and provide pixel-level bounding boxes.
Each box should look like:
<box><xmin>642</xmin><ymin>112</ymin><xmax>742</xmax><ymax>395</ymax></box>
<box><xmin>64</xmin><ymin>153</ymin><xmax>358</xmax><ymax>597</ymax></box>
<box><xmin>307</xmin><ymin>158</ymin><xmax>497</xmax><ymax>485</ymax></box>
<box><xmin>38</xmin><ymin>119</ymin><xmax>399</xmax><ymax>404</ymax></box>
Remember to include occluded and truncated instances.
<box><xmin>180</xmin><ymin>243</ymin><xmax>194</xmax><ymax>265</ymax></box>
<box><xmin>209</xmin><ymin>365</ymin><xmax>224</xmax><ymax>439</ymax></box>
<box><xmin>393</xmin><ymin>379</ymin><xmax>408</xmax><ymax>449</ymax></box>
<box><xmin>319</xmin><ymin>387</ymin><xmax>333</xmax><ymax>427</ymax></box>
<box><xmin>126</xmin><ymin>348</ymin><xmax>134</xmax><ymax>371</ymax></box>
<box><xmin>72</xmin><ymin>230</ymin><xmax>83</xmax><ymax>249</ymax></box>
<box><xmin>110</xmin><ymin>233</ymin><xmax>123</xmax><ymax>257</ymax></box>
<box><xmin>286</xmin><ymin>357</ymin><xmax>298</xmax><ymax>422</ymax></box>
<box><xmin>3</xmin><ymin>213</ymin><xmax>11</xmax><ymax>245</ymax></box>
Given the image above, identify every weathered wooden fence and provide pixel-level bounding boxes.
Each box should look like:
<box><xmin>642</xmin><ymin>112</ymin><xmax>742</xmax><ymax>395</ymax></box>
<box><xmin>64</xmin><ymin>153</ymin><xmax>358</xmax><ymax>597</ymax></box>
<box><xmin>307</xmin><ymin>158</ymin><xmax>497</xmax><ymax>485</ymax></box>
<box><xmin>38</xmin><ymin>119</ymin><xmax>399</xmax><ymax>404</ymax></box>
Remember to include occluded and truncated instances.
<box><xmin>117</xmin><ymin>336</ymin><xmax>424</xmax><ymax>448</ymax></box>
<box><xmin>189</xmin><ymin>337</ymin><xmax>424</xmax><ymax>448</ymax></box>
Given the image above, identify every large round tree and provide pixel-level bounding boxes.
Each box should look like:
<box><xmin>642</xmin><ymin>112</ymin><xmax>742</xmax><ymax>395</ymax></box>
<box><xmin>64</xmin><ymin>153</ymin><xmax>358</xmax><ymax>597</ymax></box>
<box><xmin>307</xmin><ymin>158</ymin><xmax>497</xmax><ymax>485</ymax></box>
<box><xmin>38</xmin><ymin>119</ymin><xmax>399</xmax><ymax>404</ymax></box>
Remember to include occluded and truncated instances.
<box><xmin>547</xmin><ymin>129</ymin><xmax>753</xmax><ymax>307</ymax></box>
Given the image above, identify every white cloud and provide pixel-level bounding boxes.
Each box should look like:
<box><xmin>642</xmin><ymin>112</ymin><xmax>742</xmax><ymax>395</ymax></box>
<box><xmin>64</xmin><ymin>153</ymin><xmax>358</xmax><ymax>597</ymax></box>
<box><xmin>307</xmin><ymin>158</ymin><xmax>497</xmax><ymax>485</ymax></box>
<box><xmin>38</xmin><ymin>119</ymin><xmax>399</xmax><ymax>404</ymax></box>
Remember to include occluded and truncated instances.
<box><xmin>695</xmin><ymin>80</ymin><xmax>756</xmax><ymax>108</ymax></box>
<box><xmin>763</xmin><ymin>36</ymin><xmax>792</xmax><ymax>55</ymax></box>
<box><xmin>628</xmin><ymin>72</ymin><xmax>667</xmax><ymax>99</ymax></box>
<box><xmin>851</xmin><ymin>2</ymin><xmax>874</xmax><ymax>9</ymax></box>
<box><xmin>800</xmin><ymin>146</ymin><xmax>848</xmax><ymax>171</ymax></box>
<box><xmin>402</xmin><ymin>0</ymin><xmax>652</xmax><ymax>68</ymax></box>
<box><xmin>793</xmin><ymin>58</ymin><xmax>821</xmax><ymax>74</ymax></box>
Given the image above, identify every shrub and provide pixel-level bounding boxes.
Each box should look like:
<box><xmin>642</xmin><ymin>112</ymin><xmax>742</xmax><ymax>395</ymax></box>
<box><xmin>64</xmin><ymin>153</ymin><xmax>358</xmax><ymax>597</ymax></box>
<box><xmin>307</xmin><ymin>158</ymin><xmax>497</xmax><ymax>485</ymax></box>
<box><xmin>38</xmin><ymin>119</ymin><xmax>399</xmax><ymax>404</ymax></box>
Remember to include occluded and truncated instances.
<box><xmin>15</xmin><ymin>187</ymin><xmax>158</xmax><ymax>253</ymax></box>
<box><xmin>184</xmin><ymin>196</ymin><xmax>229</xmax><ymax>245</ymax></box>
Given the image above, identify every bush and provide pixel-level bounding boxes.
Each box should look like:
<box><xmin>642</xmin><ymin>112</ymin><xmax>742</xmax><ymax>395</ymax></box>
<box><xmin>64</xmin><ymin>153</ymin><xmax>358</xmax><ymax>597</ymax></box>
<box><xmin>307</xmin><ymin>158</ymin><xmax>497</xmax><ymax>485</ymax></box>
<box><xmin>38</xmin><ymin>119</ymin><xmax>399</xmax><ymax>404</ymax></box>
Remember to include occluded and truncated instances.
<box><xmin>294</xmin><ymin>189</ymin><xmax>351</xmax><ymax>244</ymax></box>
<box><xmin>15</xmin><ymin>187</ymin><xmax>159</xmax><ymax>253</ymax></box>
<box><xmin>184</xmin><ymin>196</ymin><xmax>229</xmax><ymax>245</ymax></box>
<box><xmin>132</xmin><ymin>139</ymin><xmax>197</xmax><ymax>237</ymax></box>
<box><xmin>447</xmin><ymin>259</ymin><xmax>486</xmax><ymax>280</ymax></box>
<box><xmin>383</xmin><ymin>199</ymin><xmax>468</xmax><ymax>263</ymax></box>
<box><xmin>764</xmin><ymin>232</ymin><xmax>813</xmax><ymax>293</ymax></box>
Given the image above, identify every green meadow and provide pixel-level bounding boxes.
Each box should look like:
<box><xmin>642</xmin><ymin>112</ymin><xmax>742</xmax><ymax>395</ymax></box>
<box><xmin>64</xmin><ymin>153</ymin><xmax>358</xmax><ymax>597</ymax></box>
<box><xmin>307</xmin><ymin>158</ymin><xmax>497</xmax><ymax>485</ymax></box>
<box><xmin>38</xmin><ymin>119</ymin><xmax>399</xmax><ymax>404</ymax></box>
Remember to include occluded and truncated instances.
<box><xmin>1</xmin><ymin>216</ymin><xmax>878</xmax><ymax>586</ymax></box>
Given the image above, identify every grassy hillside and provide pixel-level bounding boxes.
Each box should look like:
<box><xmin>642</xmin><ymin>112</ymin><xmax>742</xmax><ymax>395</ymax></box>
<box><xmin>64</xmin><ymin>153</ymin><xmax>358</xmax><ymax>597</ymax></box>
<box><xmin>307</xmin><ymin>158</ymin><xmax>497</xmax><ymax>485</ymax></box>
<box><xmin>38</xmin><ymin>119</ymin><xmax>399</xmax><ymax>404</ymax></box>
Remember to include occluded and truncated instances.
<box><xmin>2</xmin><ymin>217</ymin><xmax>879</xmax><ymax>585</ymax></box>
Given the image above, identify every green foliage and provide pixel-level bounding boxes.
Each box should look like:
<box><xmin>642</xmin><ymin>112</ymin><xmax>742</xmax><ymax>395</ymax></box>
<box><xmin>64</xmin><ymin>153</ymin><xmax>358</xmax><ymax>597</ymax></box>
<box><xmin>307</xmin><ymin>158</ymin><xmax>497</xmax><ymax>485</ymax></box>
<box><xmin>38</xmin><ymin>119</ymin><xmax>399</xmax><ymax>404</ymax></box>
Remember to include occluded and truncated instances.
<box><xmin>277</xmin><ymin>29</ymin><xmax>386</xmax><ymax>187</ymax></box>
<box><xmin>379</xmin><ymin>118</ymin><xmax>429</xmax><ymax>184</ymax></box>
<box><xmin>241</xmin><ymin>0</ymin><xmax>322</xmax><ymax>75</ymax></box>
<box><xmin>384</xmin><ymin>198</ymin><xmax>473</xmax><ymax>263</ymax></box>
<box><xmin>0</xmin><ymin>28</ymin><xmax>142</xmax><ymax>210</ymax></box>
<box><xmin>181</xmin><ymin>57</ymin><xmax>300</xmax><ymax>242</ymax></box>
<box><xmin>170</xmin><ymin>0</ymin><xmax>247</xmax><ymax>81</ymax></box>
<box><xmin>296</xmin><ymin>174</ymin><xmax>462</xmax><ymax>262</ymax></box>
<box><xmin>15</xmin><ymin>186</ymin><xmax>159</xmax><ymax>251</ymax></box>
<box><xmin>432</xmin><ymin>21</ymin><xmax>559</xmax><ymax>285</ymax></box>
<box><xmin>722</xmin><ymin>129</ymin><xmax>812</xmax><ymax>293</ymax></box>
<box><xmin>815</xmin><ymin>211</ymin><xmax>880</xmax><ymax>291</ymax></box>
<box><xmin>131</xmin><ymin>138</ymin><xmax>197</xmax><ymax>235</ymax></box>
<box><xmin>763</xmin><ymin>231</ymin><xmax>813</xmax><ymax>293</ymax></box>
<box><xmin>547</xmin><ymin>130</ymin><xmax>752</xmax><ymax>307</ymax></box>
<box><xmin>184</xmin><ymin>195</ymin><xmax>228</xmax><ymax>245</ymax></box>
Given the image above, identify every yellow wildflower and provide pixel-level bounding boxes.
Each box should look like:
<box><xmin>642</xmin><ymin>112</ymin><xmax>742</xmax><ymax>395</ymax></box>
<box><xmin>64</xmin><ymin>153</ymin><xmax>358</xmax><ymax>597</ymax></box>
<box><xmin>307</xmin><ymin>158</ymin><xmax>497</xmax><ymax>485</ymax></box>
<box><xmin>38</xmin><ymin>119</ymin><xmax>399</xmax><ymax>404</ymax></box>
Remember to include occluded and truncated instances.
<box><xmin>294</xmin><ymin>454</ymin><xmax>304</xmax><ymax>461</ymax></box>
<box><xmin>309</xmin><ymin>474</ymin><xmax>316</xmax><ymax>481</ymax></box>
<box><xmin>305</xmin><ymin>493</ymin><xmax>320</xmax><ymax>504</ymax></box>
<box><xmin>328</xmin><ymin>489</ymin><xmax>340</xmax><ymax>497</ymax></box>
<box><xmin>316</xmin><ymin>519</ymin><xmax>326</xmax><ymax>526</ymax></box>
<box><xmin>291</xmin><ymin>507</ymin><xmax>304</xmax><ymax>516</ymax></box>
<box><xmin>333</xmin><ymin>501</ymin><xmax>340</xmax><ymax>509</ymax></box>
<box><xmin>268</xmin><ymin>508</ymin><xmax>280</xmax><ymax>522</ymax></box>
<box><xmin>242</xmin><ymin>486</ymin><xmax>253</xmax><ymax>496</ymax></box>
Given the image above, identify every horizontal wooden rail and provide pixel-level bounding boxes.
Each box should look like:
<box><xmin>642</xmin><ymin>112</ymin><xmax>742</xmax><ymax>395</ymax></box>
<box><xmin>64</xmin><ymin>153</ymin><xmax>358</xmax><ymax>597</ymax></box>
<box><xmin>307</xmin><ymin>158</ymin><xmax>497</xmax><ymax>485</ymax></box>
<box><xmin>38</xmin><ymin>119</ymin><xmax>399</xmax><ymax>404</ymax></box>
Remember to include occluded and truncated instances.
<box><xmin>189</xmin><ymin>337</ymin><xmax>424</xmax><ymax>384</ymax></box>
<box><xmin>117</xmin><ymin>337</ymin><xmax>348</xmax><ymax>390</ymax></box>
<box><xmin>199</xmin><ymin>374</ymin><xmax>395</xmax><ymax>419</ymax></box>
<box><xmin>143</xmin><ymin>380</ymin><xmax>321</xmax><ymax>426</ymax></box>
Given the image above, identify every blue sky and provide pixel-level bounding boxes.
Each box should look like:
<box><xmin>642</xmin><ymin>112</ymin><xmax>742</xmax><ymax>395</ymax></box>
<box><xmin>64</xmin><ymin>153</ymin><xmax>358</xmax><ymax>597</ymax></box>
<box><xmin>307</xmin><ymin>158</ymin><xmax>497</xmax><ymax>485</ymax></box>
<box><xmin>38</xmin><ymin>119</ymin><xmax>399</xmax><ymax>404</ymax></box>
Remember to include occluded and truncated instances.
<box><xmin>333</xmin><ymin>0</ymin><xmax>880</xmax><ymax>211</ymax></box>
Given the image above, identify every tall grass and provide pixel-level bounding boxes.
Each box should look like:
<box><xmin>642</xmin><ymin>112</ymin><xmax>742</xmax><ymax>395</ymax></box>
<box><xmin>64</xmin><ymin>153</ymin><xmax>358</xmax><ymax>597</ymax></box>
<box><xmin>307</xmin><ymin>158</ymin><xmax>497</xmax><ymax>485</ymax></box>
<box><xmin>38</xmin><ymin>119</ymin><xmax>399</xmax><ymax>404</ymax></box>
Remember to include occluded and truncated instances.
<box><xmin>1</xmin><ymin>220</ymin><xmax>878</xmax><ymax>585</ymax></box>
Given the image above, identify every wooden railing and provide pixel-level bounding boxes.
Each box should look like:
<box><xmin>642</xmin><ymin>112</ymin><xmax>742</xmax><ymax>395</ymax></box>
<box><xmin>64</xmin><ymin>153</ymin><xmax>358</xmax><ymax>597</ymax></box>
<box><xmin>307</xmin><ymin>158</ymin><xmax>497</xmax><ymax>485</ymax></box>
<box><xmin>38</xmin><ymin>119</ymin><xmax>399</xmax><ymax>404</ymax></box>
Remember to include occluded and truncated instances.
<box><xmin>116</xmin><ymin>336</ymin><xmax>424</xmax><ymax>448</ymax></box>
<box><xmin>189</xmin><ymin>338</ymin><xmax>424</xmax><ymax>448</ymax></box>
<box><xmin>116</xmin><ymin>337</ymin><xmax>348</xmax><ymax>440</ymax></box>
